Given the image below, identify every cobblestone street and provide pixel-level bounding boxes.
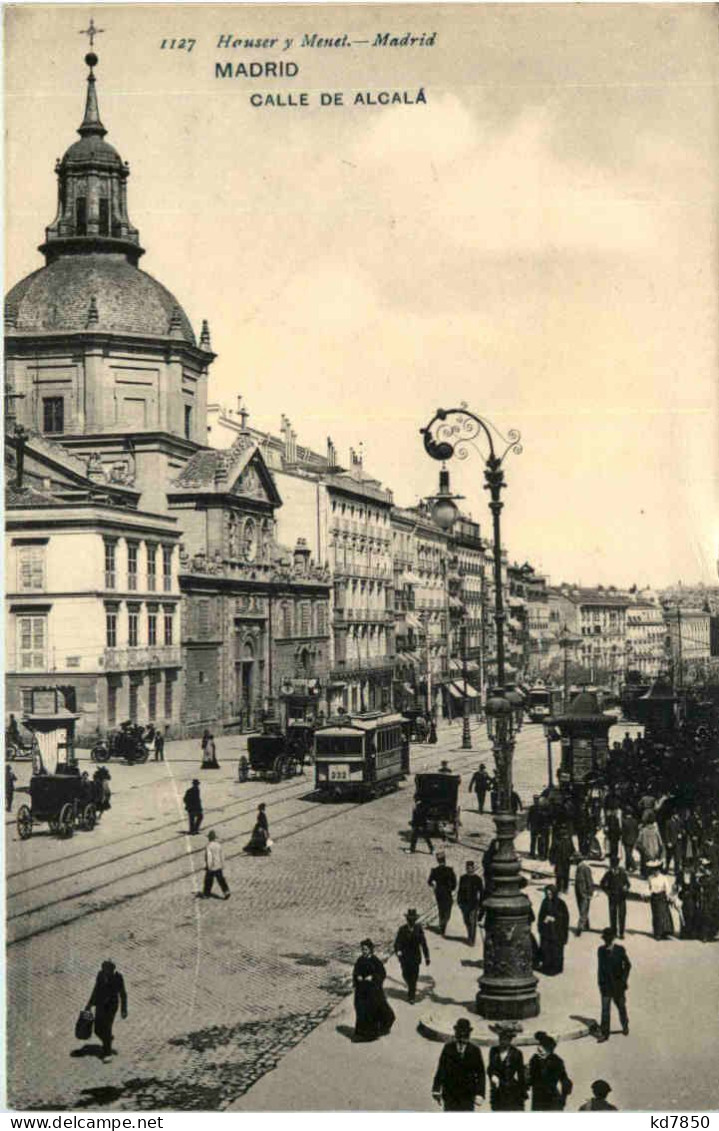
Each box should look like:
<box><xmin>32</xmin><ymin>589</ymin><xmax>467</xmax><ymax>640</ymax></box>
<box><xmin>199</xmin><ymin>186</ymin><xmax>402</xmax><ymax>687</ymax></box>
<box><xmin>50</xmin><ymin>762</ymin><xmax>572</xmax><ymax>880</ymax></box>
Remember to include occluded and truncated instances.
<box><xmin>7</xmin><ymin>720</ymin><xmax>535</xmax><ymax>1111</ymax></box>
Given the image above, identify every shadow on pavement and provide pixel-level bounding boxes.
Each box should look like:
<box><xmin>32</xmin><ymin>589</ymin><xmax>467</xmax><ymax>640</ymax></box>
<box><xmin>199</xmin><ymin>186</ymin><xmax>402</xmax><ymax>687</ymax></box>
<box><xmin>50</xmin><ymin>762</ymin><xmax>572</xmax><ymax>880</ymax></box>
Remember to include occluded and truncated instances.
<box><xmin>70</xmin><ymin>1043</ymin><xmax>105</xmax><ymax>1059</ymax></box>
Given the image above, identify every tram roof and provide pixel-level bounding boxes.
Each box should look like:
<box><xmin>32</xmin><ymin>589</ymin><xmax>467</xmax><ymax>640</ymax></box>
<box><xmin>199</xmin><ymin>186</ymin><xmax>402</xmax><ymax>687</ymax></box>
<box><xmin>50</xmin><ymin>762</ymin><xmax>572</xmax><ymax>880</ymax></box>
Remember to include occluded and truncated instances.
<box><xmin>317</xmin><ymin>712</ymin><xmax>407</xmax><ymax>734</ymax></box>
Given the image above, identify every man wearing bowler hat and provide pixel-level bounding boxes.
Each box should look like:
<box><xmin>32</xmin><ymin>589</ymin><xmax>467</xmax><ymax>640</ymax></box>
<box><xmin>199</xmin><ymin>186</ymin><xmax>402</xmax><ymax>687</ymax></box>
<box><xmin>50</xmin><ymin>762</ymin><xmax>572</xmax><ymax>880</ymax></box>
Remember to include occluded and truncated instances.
<box><xmin>394</xmin><ymin>908</ymin><xmax>430</xmax><ymax>1003</ymax></box>
<box><xmin>432</xmin><ymin>1018</ymin><xmax>486</xmax><ymax>1111</ymax></box>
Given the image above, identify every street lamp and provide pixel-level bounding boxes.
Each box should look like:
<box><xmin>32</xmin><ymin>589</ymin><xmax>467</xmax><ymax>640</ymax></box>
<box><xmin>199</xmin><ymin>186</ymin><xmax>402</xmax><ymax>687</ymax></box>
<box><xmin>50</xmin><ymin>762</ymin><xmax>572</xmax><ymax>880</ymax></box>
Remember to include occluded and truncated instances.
<box><xmin>420</xmin><ymin>405</ymin><xmax>539</xmax><ymax>1020</ymax></box>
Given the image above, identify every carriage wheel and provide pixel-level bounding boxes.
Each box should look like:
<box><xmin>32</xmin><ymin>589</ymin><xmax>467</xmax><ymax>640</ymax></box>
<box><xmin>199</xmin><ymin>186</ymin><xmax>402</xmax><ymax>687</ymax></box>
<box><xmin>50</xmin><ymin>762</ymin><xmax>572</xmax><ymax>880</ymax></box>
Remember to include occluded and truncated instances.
<box><xmin>284</xmin><ymin>757</ymin><xmax>299</xmax><ymax>779</ymax></box>
<box><xmin>238</xmin><ymin>756</ymin><xmax>249</xmax><ymax>783</ymax></box>
<box><xmin>272</xmin><ymin>756</ymin><xmax>284</xmax><ymax>783</ymax></box>
<box><xmin>57</xmin><ymin>803</ymin><xmax>75</xmax><ymax>838</ymax></box>
<box><xmin>16</xmin><ymin>805</ymin><xmax>33</xmax><ymax>840</ymax></box>
<box><xmin>82</xmin><ymin>803</ymin><xmax>97</xmax><ymax>831</ymax></box>
<box><xmin>135</xmin><ymin>746</ymin><xmax>150</xmax><ymax>764</ymax></box>
<box><xmin>91</xmin><ymin>743</ymin><xmax>110</xmax><ymax>763</ymax></box>
<box><xmin>48</xmin><ymin>818</ymin><xmax>59</xmax><ymax>833</ymax></box>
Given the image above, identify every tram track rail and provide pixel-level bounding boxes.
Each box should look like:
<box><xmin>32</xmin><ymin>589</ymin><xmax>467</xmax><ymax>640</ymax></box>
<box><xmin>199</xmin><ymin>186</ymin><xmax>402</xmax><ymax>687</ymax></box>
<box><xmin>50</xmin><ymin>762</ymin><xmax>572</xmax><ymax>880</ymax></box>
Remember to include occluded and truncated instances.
<box><xmin>6</xmin><ymin>737</ymin><xmax>495</xmax><ymax>948</ymax></box>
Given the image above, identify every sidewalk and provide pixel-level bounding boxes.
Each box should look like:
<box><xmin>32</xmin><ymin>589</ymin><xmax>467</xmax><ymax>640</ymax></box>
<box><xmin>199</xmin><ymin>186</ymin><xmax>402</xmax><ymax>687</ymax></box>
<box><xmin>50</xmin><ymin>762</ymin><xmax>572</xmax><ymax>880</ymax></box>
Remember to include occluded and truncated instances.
<box><xmin>231</xmin><ymin>849</ymin><xmax>719</xmax><ymax>1112</ymax></box>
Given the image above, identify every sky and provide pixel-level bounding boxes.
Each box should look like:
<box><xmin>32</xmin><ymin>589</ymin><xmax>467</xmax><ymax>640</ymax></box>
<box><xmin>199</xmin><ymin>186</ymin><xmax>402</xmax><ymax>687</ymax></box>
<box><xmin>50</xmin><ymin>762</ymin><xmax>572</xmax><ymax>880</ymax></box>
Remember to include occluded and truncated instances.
<box><xmin>5</xmin><ymin>3</ymin><xmax>719</xmax><ymax>589</ymax></box>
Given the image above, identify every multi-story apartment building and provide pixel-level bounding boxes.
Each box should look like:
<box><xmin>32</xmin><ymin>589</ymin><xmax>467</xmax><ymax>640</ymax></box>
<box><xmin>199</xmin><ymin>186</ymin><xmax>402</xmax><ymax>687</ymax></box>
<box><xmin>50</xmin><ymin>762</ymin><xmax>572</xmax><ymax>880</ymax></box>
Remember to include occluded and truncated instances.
<box><xmin>390</xmin><ymin>505</ymin><xmax>449</xmax><ymax>717</ymax></box>
<box><xmin>449</xmin><ymin>515</ymin><xmax>485</xmax><ymax>679</ymax></box>
<box><xmin>5</xmin><ymin>429</ymin><xmax>182</xmax><ymax>738</ymax></box>
<box><xmin>625</xmin><ymin>600</ymin><xmax>666</xmax><ymax>679</ymax></box>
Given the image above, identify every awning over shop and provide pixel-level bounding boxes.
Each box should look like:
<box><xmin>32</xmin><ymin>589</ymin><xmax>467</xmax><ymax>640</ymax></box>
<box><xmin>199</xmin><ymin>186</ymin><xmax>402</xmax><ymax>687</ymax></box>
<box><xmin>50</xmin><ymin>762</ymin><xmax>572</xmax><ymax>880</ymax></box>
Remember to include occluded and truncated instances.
<box><xmin>453</xmin><ymin>681</ymin><xmax>479</xmax><ymax>698</ymax></box>
<box><xmin>449</xmin><ymin>596</ymin><xmax>464</xmax><ymax>609</ymax></box>
<box><xmin>403</xmin><ymin>572</ymin><xmax>422</xmax><ymax>587</ymax></box>
<box><xmin>405</xmin><ymin>612</ymin><xmax>422</xmax><ymax>630</ymax></box>
<box><xmin>403</xmin><ymin>683</ymin><xmax>415</xmax><ymax>695</ymax></box>
<box><xmin>508</xmin><ymin>617</ymin><xmax>523</xmax><ymax>631</ymax></box>
<box><xmin>466</xmin><ymin>660</ymin><xmax>479</xmax><ymax>672</ymax></box>
<box><xmin>447</xmin><ymin>681</ymin><xmax>480</xmax><ymax>699</ymax></box>
<box><xmin>448</xmin><ymin>659</ymin><xmax>462</xmax><ymax>674</ymax></box>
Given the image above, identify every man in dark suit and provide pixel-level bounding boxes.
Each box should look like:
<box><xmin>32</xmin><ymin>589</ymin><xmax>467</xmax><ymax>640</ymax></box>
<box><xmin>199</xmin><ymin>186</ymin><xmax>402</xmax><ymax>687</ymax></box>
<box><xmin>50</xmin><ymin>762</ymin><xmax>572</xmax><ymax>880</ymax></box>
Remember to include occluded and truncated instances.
<box><xmin>394</xmin><ymin>908</ymin><xmax>430</xmax><ymax>1003</ymax></box>
<box><xmin>428</xmin><ymin>852</ymin><xmax>457</xmax><ymax>936</ymax></box>
<box><xmin>468</xmin><ymin>764</ymin><xmax>493</xmax><ymax>813</ymax></box>
<box><xmin>432</xmin><ymin>1018</ymin><xmax>485</xmax><ymax>1111</ymax></box>
<box><xmin>409</xmin><ymin>800</ymin><xmax>434</xmax><ymax>855</ymax></box>
<box><xmin>183</xmin><ymin>779</ymin><xmax>203</xmax><ymax>835</ymax></box>
<box><xmin>596</xmin><ymin>927</ymin><xmax>631</xmax><ymax>1041</ymax></box>
<box><xmin>600</xmin><ymin>857</ymin><xmax>630</xmax><ymax>938</ymax></box>
<box><xmin>86</xmin><ymin>959</ymin><xmax>128</xmax><ymax>1062</ymax></box>
<box><xmin>457</xmin><ymin>860</ymin><xmax>484</xmax><ymax>945</ymax></box>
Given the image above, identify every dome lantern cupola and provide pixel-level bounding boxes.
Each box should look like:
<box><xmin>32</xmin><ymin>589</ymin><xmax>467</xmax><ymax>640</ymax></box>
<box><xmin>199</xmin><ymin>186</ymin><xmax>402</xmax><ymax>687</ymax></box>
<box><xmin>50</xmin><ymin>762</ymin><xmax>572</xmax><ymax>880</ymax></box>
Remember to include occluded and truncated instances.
<box><xmin>40</xmin><ymin>50</ymin><xmax>144</xmax><ymax>266</ymax></box>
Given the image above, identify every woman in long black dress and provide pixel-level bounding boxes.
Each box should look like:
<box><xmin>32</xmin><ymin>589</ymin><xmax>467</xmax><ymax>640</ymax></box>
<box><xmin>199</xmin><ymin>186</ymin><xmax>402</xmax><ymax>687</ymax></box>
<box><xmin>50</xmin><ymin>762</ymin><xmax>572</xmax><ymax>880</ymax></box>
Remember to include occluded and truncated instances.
<box><xmin>487</xmin><ymin>1024</ymin><xmax>527</xmax><ymax>1111</ymax></box>
<box><xmin>243</xmin><ymin>804</ymin><xmax>271</xmax><ymax>855</ymax></box>
<box><xmin>537</xmin><ymin>885</ymin><xmax>570</xmax><ymax>975</ymax></box>
<box><xmin>528</xmin><ymin>1031</ymin><xmax>573</xmax><ymax>1110</ymax></box>
<box><xmin>352</xmin><ymin>939</ymin><xmax>395</xmax><ymax>1042</ymax></box>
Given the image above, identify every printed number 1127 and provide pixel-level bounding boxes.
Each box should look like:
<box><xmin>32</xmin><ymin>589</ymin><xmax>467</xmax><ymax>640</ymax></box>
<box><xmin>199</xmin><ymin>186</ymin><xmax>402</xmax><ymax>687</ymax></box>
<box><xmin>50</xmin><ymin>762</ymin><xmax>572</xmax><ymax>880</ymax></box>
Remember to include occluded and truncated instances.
<box><xmin>161</xmin><ymin>38</ymin><xmax>196</xmax><ymax>52</ymax></box>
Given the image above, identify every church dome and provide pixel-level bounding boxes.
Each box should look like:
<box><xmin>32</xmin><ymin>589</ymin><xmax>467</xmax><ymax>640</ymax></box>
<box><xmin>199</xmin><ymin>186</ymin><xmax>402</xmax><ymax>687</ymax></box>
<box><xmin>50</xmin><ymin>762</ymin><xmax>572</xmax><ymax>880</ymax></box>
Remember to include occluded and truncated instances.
<box><xmin>5</xmin><ymin>253</ymin><xmax>196</xmax><ymax>344</ymax></box>
<box><xmin>60</xmin><ymin>134</ymin><xmax>125</xmax><ymax>170</ymax></box>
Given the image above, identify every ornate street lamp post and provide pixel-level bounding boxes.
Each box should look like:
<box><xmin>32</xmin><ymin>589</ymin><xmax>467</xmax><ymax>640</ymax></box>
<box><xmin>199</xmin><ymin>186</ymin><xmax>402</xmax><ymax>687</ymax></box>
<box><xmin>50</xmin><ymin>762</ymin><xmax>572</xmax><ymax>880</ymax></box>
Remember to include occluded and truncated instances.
<box><xmin>421</xmin><ymin>406</ymin><xmax>539</xmax><ymax>1020</ymax></box>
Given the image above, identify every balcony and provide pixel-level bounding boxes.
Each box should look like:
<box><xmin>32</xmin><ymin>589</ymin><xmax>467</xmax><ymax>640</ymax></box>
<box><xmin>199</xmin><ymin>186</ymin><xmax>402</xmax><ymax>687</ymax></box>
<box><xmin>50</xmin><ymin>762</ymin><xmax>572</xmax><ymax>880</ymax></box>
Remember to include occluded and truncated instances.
<box><xmin>101</xmin><ymin>645</ymin><xmax>182</xmax><ymax>671</ymax></box>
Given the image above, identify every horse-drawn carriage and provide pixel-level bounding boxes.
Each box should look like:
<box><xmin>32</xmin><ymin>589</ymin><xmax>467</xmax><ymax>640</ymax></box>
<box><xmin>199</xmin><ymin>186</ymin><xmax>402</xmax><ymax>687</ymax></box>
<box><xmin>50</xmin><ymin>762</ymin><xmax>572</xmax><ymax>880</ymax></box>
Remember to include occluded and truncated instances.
<box><xmin>414</xmin><ymin>771</ymin><xmax>461</xmax><ymax>840</ymax></box>
<box><xmin>16</xmin><ymin>769</ymin><xmax>108</xmax><ymax>840</ymax></box>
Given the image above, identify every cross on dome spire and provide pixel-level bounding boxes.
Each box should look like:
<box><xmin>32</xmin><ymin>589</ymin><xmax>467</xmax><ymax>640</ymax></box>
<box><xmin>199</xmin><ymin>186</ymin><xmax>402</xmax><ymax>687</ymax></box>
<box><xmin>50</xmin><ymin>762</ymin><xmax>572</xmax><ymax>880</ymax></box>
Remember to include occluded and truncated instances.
<box><xmin>79</xmin><ymin>17</ymin><xmax>104</xmax><ymax>48</ymax></box>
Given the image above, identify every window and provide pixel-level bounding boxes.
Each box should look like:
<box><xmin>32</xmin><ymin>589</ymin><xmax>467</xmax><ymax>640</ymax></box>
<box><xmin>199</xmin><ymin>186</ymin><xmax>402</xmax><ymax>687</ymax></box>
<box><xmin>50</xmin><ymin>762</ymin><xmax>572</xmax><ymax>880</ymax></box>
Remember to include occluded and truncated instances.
<box><xmin>197</xmin><ymin>599</ymin><xmax>210</xmax><ymax>637</ymax></box>
<box><xmin>300</xmin><ymin>602</ymin><xmax>311</xmax><ymax>636</ymax></box>
<box><xmin>17</xmin><ymin>615</ymin><xmax>46</xmax><ymax>670</ymax></box>
<box><xmin>282</xmin><ymin>602</ymin><xmax>292</xmax><ymax>637</ymax></box>
<box><xmin>164</xmin><ymin>675</ymin><xmax>174</xmax><ymax>719</ymax></box>
<box><xmin>104</xmin><ymin>541</ymin><xmax>117</xmax><ymax>589</ymax></box>
<box><xmin>127</xmin><ymin>542</ymin><xmax>138</xmax><ymax>590</ymax></box>
<box><xmin>105</xmin><ymin>607</ymin><xmax>117</xmax><ymax>648</ymax></box>
<box><xmin>148</xmin><ymin>678</ymin><xmax>157</xmax><ymax>721</ymax></box>
<box><xmin>147</xmin><ymin>608</ymin><xmax>158</xmax><ymax>646</ymax></box>
<box><xmin>184</xmin><ymin>405</ymin><xmax>192</xmax><ymax>440</ymax></box>
<box><xmin>43</xmin><ymin>397</ymin><xmax>64</xmax><ymax>435</ymax></box>
<box><xmin>18</xmin><ymin>545</ymin><xmax>45</xmax><ymax>592</ymax></box>
<box><xmin>198</xmin><ymin>671</ymin><xmax>206</xmax><ymax>685</ymax></box>
<box><xmin>146</xmin><ymin>544</ymin><xmax>157</xmax><ymax>592</ymax></box>
<box><xmin>98</xmin><ymin>197</ymin><xmax>109</xmax><ymax>236</ymax></box>
<box><xmin>20</xmin><ymin>688</ymin><xmax>34</xmax><ymax>715</ymax></box>
<box><xmin>163</xmin><ymin>608</ymin><xmax>174</xmax><ymax>645</ymax></box>
<box><xmin>128</xmin><ymin>605</ymin><xmax>140</xmax><ymax>648</ymax></box>
<box><xmin>162</xmin><ymin>546</ymin><xmax>173</xmax><ymax>592</ymax></box>
<box><xmin>76</xmin><ymin>196</ymin><xmax>87</xmax><ymax>235</ymax></box>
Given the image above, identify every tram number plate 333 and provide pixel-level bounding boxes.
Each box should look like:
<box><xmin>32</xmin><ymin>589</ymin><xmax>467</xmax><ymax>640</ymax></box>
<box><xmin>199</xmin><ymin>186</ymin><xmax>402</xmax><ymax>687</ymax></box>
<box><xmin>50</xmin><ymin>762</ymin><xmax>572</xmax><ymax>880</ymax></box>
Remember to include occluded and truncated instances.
<box><xmin>329</xmin><ymin>767</ymin><xmax>348</xmax><ymax>781</ymax></box>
